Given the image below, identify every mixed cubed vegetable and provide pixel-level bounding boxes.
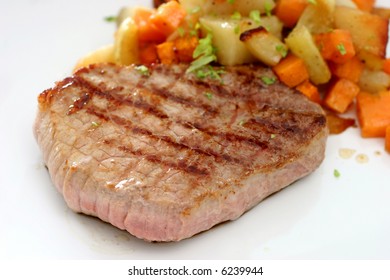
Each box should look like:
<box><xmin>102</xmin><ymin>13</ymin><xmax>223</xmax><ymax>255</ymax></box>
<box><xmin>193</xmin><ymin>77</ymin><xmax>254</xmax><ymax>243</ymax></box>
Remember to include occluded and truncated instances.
<box><xmin>75</xmin><ymin>0</ymin><xmax>390</xmax><ymax>152</ymax></box>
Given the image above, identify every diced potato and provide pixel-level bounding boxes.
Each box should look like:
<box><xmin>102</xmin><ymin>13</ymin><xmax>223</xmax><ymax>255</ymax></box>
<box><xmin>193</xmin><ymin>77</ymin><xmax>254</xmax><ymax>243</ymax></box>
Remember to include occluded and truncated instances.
<box><xmin>285</xmin><ymin>25</ymin><xmax>331</xmax><ymax>85</ymax></box>
<box><xmin>359</xmin><ymin>68</ymin><xmax>390</xmax><ymax>93</ymax></box>
<box><xmin>199</xmin><ymin>16</ymin><xmax>255</xmax><ymax>66</ymax></box>
<box><xmin>358</xmin><ymin>50</ymin><xmax>385</xmax><ymax>71</ymax></box>
<box><xmin>240</xmin><ymin>27</ymin><xmax>287</xmax><ymax>66</ymax></box>
<box><xmin>180</xmin><ymin>0</ymin><xmax>275</xmax><ymax>16</ymax></box>
<box><xmin>239</xmin><ymin>15</ymin><xmax>284</xmax><ymax>39</ymax></box>
<box><xmin>116</xmin><ymin>6</ymin><xmax>135</xmax><ymax>27</ymax></box>
<box><xmin>334</xmin><ymin>6</ymin><xmax>389</xmax><ymax>58</ymax></box>
<box><xmin>74</xmin><ymin>45</ymin><xmax>115</xmax><ymax>71</ymax></box>
<box><xmin>296</xmin><ymin>0</ymin><xmax>335</xmax><ymax>34</ymax></box>
<box><xmin>114</xmin><ymin>17</ymin><xmax>140</xmax><ymax>65</ymax></box>
<box><xmin>335</xmin><ymin>0</ymin><xmax>357</xmax><ymax>8</ymax></box>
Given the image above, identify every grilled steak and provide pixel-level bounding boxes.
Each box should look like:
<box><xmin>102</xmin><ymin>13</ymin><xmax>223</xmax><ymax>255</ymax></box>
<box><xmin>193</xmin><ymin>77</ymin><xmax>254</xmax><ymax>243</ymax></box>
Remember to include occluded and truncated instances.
<box><xmin>34</xmin><ymin>63</ymin><xmax>328</xmax><ymax>242</ymax></box>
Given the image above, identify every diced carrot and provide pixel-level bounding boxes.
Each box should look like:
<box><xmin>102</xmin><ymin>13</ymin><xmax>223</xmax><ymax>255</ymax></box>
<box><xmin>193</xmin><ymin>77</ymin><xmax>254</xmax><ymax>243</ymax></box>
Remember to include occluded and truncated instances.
<box><xmin>356</xmin><ymin>90</ymin><xmax>390</xmax><ymax>137</ymax></box>
<box><xmin>157</xmin><ymin>41</ymin><xmax>177</xmax><ymax>65</ymax></box>
<box><xmin>150</xmin><ymin>1</ymin><xmax>186</xmax><ymax>38</ymax></box>
<box><xmin>324</xmin><ymin>78</ymin><xmax>360</xmax><ymax>113</ymax></box>
<box><xmin>139</xmin><ymin>43</ymin><xmax>159</xmax><ymax>65</ymax></box>
<box><xmin>329</xmin><ymin>56</ymin><xmax>364</xmax><ymax>83</ymax></box>
<box><xmin>386</xmin><ymin>126</ymin><xmax>390</xmax><ymax>152</ymax></box>
<box><xmin>326</xmin><ymin>113</ymin><xmax>356</xmax><ymax>135</ymax></box>
<box><xmin>133</xmin><ymin>8</ymin><xmax>166</xmax><ymax>43</ymax></box>
<box><xmin>274</xmin><ymin>0</ymin><xmax>308</xmax><ymax>28</ymax></box>
<box><xmin>383</xmin><ymin>58</ymin><xmax>390</xmax><ymax>75</ymax></box>
<box><xmin>352</xmin><ymin>0</ymin><xmax>375</xmax><ymax>12</ymax></box>
<box><xmin>174</xmin><ymin>36</ymin><xmax>198</xmax><ymax>63</ymax></box>
<box><xmin>296</xmin><ymin>80</ymin><xmax>322</xmax><ymax>104</ymax></box>
<box><xmin>315</xmin><ymin>29</ymin><xmax>355</xmax><ymax>64</ymax></box>
<box><xmin>156</xmin><ymin>36</ymin><xmax>198</xmax><ymax>64</ymax></box>
<box><xmin>272</xmin><ymin>54</ymin><xmax>310</xmax><ymax>88</ymax></box>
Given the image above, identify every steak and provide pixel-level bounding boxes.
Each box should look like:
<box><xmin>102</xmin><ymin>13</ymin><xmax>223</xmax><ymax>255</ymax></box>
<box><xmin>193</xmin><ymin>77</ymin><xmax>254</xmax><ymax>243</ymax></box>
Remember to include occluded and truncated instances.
<box><xmin>34</xmin><ymin>63</ymin><xmax>328</xmax><ymax>242</ymax></box>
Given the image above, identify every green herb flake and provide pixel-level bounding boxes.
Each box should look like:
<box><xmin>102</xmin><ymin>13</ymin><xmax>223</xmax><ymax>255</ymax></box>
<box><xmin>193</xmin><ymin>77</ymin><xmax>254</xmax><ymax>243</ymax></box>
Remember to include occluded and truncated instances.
<box><xmin>337</xmin><ymin>43</ymin><xmax>347</xmax><ymax>55</ymax></box>
<box><xmin>91</xmin><ymin>121</ymin><xmax>100</xmax><ymax>128</ymax></box>
<box><xmin>189</xmin><ymin>29</ymin><xmax>198</xmax><ymax>37</ymax></box>
<box><xmin>238</xmin><ymin>120</ymin><xmax>246</xmax><ymax>126</ymax></box>
<box><xmin>276</xmin><ymin>45</ymin><xmax>288</xmax><ymax>58</ymax></box>
<box><xmin>195</xmin><ymin>65</ymin><xmax>225</xmax><ymax>81</ymax></box>
<box><xmin>177</xmin><ymin>27</ymin><xmax>185</xmax><ymax>37</ymax></box>
<box><xmin>191</xmin><ymin>6</ymin><xmax>201</xmax><ymax>14</ymax></box>
<box><xmin>231</xmin><ymin>11</ymin><xmax>242</xmax><ymax>20</ymax></box>
<box><xmin>308</xmin><ymin>0</ymin><xmax>317</xmax><ymax>4</ymax></box>
<box><xmin>204</xmin><ymin>92</ymin><xmax>213</xmax><ymax>100</ymax></box>
<box><xmin>261</xmin><ymin>76</ymin><xmax>277</xmax><ymax>85</ymax></box>
<box><xmin>104</xmin><ymin>16</ymin><xmax>117</xmax><ymax>22</ymax></box>
<box><xmin>333</xmin><ymin>169</ymin><xmax>341</xmax><ymax>178</ymax></box>
<box><xmin>228</xmin><ymin>0</ymin><xmax>235</xmax><ymax>4</ymax></box>
<box><xmin>135</xmin><ymin>65</ymin><xmax>150</xmax><ymax>76</ymax></box>
<box><xmin>234</xmin><ymin>24</ymin><xmax>240</xmax><ymax>34</ymax></box>
<box><xmin>264</xmin><ymin>1</ymin><xmax>273</xmax><ymax>17</ymax></box>
<box><xmin>187</xmin><ymin>33</ymin><xmax>217</xmax><ymax>74</ymax></box>
<box><xmin>249</xmin><ymin>10</ymin><xmax>261</xmax><ymax>25</ymax></box>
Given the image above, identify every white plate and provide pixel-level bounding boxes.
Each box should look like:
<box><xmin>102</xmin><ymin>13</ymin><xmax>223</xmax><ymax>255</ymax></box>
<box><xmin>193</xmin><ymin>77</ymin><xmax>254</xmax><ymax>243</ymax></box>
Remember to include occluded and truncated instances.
<box><xmin>1</xmin><ymin>0</ymin><xmax>389</xmax><ymax>260</ymax></box>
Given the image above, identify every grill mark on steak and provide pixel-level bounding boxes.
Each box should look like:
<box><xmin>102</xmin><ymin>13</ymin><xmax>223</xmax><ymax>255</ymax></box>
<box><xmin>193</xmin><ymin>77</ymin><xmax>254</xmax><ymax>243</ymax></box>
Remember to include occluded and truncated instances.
<box><xmin>186</xmin><ymin>121</ymin><xmax>271</xmax><ymax>150</ymax></box>
<box><xmin>42</xmin><ymin>65</ymin><xmax>324</xmax><ymax>171</ymax></box>
<box><xmin>68</xmin><ymin>75</ymin><xmax>278</xmax><ymax>166</ymax></box>
<box><xmin>73</xmin><ymin>75</ymin><xmax>169</xmax><ymax>119</ymax></box>
<box><xmin>117</xmin><ymin>145</ymin><xmax>209</xmax><ymax>176</ymax></box>
<box><xmin>145</xmin><ymin>83</ymin><xmax>219</xmax><ymax>116</ymax></box>
<box><xmin>246</xmin><ymin>110</ymin><xmax>327</xmax><ymax>139</ymax></box>
<box><xmin>48</xmin><ymin>67</ymin><xmax>322</xmax><ymax>171</ymax></box>
<box><xmin>86</xmin><ymin>105</ymin><xmax>243</xmax><ymax>166</ymax></box>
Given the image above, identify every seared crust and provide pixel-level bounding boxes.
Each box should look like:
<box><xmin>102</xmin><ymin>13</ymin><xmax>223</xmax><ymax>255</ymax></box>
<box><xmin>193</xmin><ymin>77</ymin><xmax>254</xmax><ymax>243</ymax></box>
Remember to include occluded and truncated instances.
<box><xmin>34</xmin><ymin>63</ymin><xmax>328</xmax><ymax>241</ymax></box>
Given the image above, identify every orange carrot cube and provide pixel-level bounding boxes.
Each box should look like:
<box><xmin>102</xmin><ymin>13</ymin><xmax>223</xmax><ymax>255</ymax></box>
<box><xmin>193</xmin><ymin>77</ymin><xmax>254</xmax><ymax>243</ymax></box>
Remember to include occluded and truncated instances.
<box><xmin>274</xmin><ymin>0</ymin><xmax>308</xmax><ymax>28</ymax></box>
<box><xmin>324</xmin><ymin>78</ymin><xmax>360</xmax><ymax>113</ymax></box>
<box><xmin>356</xmin><ymin>90</ymin><xmax>390</xmax><ymax>137</ymax></box>
<box><xmin>315</xmin><ymin>29</ymin><xmax>356</xmax><ymax>64</ymax></box>
<box><xmin>273</xmin><ymin>54</ymin><xmax>309</xmax><ymax>88</ymax></box>
<box><xmin>296</xmin><ymin>80</ymin><xmax>322</xmax><ymax>104</ymax></box>
<box><xmin>329</xmin><ymin>56</ymin><xmax>364</xmax><ymax>83</ymax></box>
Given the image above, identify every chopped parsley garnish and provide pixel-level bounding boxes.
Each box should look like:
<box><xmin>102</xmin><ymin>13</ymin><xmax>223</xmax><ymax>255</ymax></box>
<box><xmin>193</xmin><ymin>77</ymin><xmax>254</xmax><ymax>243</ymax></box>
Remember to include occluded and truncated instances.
<box><xmin>276</xmin><ymin>45</ymin><xmax>288</xmax><ymax>58</ymax></box>
<box><xmin>195</xmin><ymin>65</ymin><xmax>225</xmax><ymax>81</ymax></box>
<box><xmin>190</xmin><ymin>6</ymin><xmax>201</xmax><ymax>14</ymax></box>
<box><xmin>231</xmin><ymin>11</ymin><xmax>242</xmax><ymax>20</ymax></box>
<box><xmin>249</xmin><ymin>10</ymin><xmax>261</xmax><ymax>25</ymax></box>
<box><xmin>261</xmin><ymin>76</ymin><xmax>277</xmax><ymax>85</ymax></box>
<box><xmin>91</xmin><ymin>121</ymin><xmax>100</xmax><ymax>128</ymax></box>
<box><xmin>187</xmin><ymin>33</ymin><xmax>218</xmax><ymax>74</ymax></box>
<box><xmin>135</xmin><ymin>65</ymin><xmax>150</xmax><ymax>76</ymax></box>
<box><xmin>337</xmin><ymin>43</ymin><xmax>347</xmax><ymax>55</ymax></box>
<box><xmin>228</xmin><ymin>0</ymin><xmax>235</xmax><ymax>4</ymax></box>
<box><xmin>234</xmin><ymin>24</ymin><xmax>240</xmax><ymax>34</ymax></box>
<box><xmin>264</xmin><ymin>1</ymin><xmax>273</xmax><ymax>17</ymax></box>
<box><xmin>238</xmin><ymin>120</ymin><xmax>246</xmax><ymax>126</ymax></box>
<box><xmin>333</xmin><ymin>169</ymin><xmax>341</xmax><ymax>178</ymax></box>
<box><xmin>204</xmin><ymin>92</ymin><xmax>213</xmax><ymax>100</ymax></box>
<box><xmin>177</xmin><ymin>27</ymin><xmax>185</xmax><ymax>37</ymax></box>
<box><xmin>104</xmin><ymin>16</ymin><xmax>117</xmax><ymax>22</ymax></box>
<box><xmin>308</xmin><ymin>0</ymin><xmax>317</xmax><ymax>4</ymax></box>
